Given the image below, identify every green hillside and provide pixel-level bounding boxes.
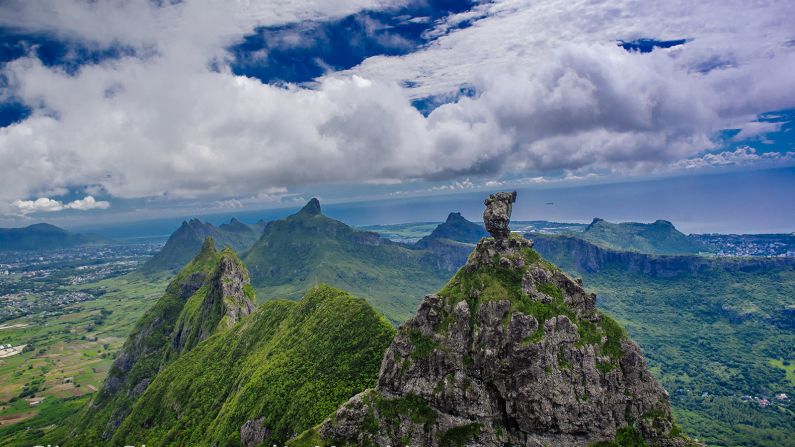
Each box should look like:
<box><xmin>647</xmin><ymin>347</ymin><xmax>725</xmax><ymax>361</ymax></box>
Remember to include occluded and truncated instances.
<box><xmin>242</xmin><ymin>199</ymin><xmax>450</xmax><ymax>322</ymax></box>
<box><xmin>575</xmin><ymin>218</ymin><xmax>709</xmax><ymax>255</ymax></box>
<box><xmin>110</xmin><ymin>285</ymin><xmax>395</xmax><ymax>446</ymax></box>
<box><xmin>0</xmin><ymin>223</ymin><xmax>107</xmax><ymax>251</ymax></box>
<box><xmin>533</xmin><ymin>234</ymin><xmax>795</xmax><ymax>447</ymax></box>
<box><xmin>67</xmin><ymin>238</ymin><xmax>255</xmax><ymax>444</ymax></box>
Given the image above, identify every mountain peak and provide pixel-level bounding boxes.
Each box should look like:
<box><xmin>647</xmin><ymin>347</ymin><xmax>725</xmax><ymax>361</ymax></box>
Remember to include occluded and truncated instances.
<box><xmin>445</xmin><ymin>211</ymin><xmax>465</xmax><ymax>223</ymax></box>
<box><xmin>299</xmin><ymin>198</ymin><xmax>322</xmax><ymax>215</ymax></box>
<box><xmin>300</xmin><ymin>192</ymin><xmax>693</xmax><ymax>447</ymax></box>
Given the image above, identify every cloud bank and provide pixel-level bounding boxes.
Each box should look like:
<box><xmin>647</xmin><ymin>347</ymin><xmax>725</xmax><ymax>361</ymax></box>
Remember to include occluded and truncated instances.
<box><xmin>0</xmin><ymin>0</ymin><xmax>794</xmax><ymax>214</ymax></box>
<box><xmin>12</xmin><ymin>195</ymin><xmax>110</xmax><ymax>214</ymax></box>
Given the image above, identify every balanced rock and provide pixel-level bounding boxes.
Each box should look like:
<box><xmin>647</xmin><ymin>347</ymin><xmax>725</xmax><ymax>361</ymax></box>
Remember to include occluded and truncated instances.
<box><xmin>483</xmin><ymin>191</ymin><xmax>517</xmax><ymax>240</ymax></box>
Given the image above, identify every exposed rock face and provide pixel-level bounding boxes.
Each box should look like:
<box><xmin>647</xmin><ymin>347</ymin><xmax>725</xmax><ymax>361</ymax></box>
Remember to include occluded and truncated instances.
<box><xmin>302</xmin><ymin>194</ymin><xmax>695</xmax><ymax>447</ymax></box>
<box><xmin>483</xmin><ymin>191</ymin><xmax>516</xmax><ymax>241</ymax></box>
<box><xmin>170</xmin><ymin>248</ymin><xmax>256</xmax><ymax>354</ymax></box>
<box><xmin>240</xmin><ymin>417</ymin><xmax>271</xmax><ymax>447</ymax></box>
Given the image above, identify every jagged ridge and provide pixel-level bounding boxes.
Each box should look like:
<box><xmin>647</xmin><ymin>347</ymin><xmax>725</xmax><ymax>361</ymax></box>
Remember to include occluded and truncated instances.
<box><xmin>68</xmin><ymin>237</ymin><xmax>255</xmax><ymax>444</ymax></box>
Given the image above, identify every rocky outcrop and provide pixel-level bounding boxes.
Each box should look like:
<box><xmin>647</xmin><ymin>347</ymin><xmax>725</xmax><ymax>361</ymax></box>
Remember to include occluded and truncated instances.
<box><xmin>295</xmin><ymin>193</ymin><xmax>696</xmax><ymax>447</ymax></box>
<box><xmin>483</xmin><ymin>191</ymin><xmax>516</xmax><ymax>240</ymax></box>
<box><xmin>170</xmin><ymin>248</ymin><xmax>256</xmax><ymax>354</ymax></box>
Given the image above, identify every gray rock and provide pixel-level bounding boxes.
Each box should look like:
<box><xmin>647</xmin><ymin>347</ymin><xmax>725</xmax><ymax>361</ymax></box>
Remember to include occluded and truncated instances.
<box><xmin>240</xmin><ymin>417</ymin><xmax>271</xmax><ymax>447</ymax></box>
<box><xmin>483</xmin><ymin>191</ymin><xmax>516</xmax><ymax>240</ymax></box>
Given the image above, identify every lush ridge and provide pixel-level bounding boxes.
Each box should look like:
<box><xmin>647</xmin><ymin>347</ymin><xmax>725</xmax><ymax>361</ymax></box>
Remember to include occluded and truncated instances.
<box><xmin>533</xmin><ymin>234</ymin><xmax>795</xmax><ymax>447</ymax></box>
<box><xmin>242</xmin><ymin>199</ymin><xmax>450</xmax><ymax>323</ymax></box>
<box><xmin>0</xmin><ymin>223</ymin><xmax>107</xmax><ymax>251</ymax></box>
<box><xmin>110</xmin><ymin>285</ymin><xmax>395</xmax><ymax>446</ymax></box>
<box><xmin>576</xmin><ymin>218</ymin><xmax>709</xmax><ymax>255</ymax></box>
<box><xmin>66</xmin><ymin>238</ymin><xmax>255</xmax><ymax>444</ymax></box>
<box><xmin>142</xmin><ymin>218</ymin><xmax>265</xmax><ymax>273</ymax></box>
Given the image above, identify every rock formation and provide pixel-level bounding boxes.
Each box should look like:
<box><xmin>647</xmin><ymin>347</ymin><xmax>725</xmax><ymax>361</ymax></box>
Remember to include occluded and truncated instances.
<box><xmin>292</xmin><ymin>193</ymin><xmax>697</xmax><ymax>447</ymax></box>
<box><xmin>483</xmin><ymin>191</ymin><xmax>516</xmax><ymax>241</ymax></box>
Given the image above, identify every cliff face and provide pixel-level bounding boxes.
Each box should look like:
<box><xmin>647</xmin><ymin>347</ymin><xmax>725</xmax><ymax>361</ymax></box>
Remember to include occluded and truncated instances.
<box><xmin>293</xmin><ymin>193</ymin><xmax>695</xmax><ymax>447</ymax></box>
<box><xmin>532</xmin><ymin>234</ymin><xmax>795</xmax><ymax>278</ymax></box>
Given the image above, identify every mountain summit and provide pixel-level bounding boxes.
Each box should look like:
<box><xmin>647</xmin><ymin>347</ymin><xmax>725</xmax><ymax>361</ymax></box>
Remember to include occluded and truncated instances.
<box><xmin>293</xmin><ymin>192</ymin><xmax>696</xmax><ymax>447</ymax></box>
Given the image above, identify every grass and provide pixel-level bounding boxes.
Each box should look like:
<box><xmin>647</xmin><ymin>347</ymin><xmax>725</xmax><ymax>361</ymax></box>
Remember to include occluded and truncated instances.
<box><xmin>0</xmin><ymin>271</ymin><xmax>166</xmax><ymax>444</ymax></box>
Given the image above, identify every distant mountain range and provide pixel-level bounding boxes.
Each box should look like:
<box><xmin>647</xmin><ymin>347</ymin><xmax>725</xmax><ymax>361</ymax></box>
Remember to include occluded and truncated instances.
<box><xmin>241</xmin><ymin>199</ymin><xmax>452</xmax><ymax>322</ymax></box>
<box><xmin>141</xmin><ymin>217</ymin><xmax>266</xmax><ymax>273</ymax></box>
<box><xmin>0</xmin><ymin>223</ymin><xmax>107</xmax><ymax>251</ymax></box>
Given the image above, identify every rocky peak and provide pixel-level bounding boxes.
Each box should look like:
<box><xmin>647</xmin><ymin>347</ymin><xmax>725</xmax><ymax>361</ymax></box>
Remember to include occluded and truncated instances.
<box><xmin>299</xmin><ymin>198</ymin><xmax>322</xmax><ymax>216</ymax></box>
<box><xmin>170</xmin><ymin>247</ymin><xmax>256</xmax><ymax>355</ymax></box>
<box><xmin>300</xmin><ymin>192</ymin><xmax>696</xmax><ymax>447</ymax></box>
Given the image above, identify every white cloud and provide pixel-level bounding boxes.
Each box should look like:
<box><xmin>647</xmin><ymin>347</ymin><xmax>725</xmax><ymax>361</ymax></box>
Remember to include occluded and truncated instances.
<box><xmin>0</xmin><ymin>0</ymin><xmax>794</xmax><ymax>216</ymax></box>
<box><xmin>672</xmin><ymin>146</ymin><xmax>795</xmax><ymax>170</ymax></box>
<box><xmin>11</xmin><ymin>195</ymin><xmax>110</xmax><ymax>214</ymax></box>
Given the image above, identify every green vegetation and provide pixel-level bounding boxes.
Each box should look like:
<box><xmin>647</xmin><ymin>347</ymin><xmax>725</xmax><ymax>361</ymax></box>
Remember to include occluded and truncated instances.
<box><xmin>109</xmin><ymin>285</ymin><xmax>394</xmax><ymax>446</ymax></box>
<box><xmin>0</xmin><ymin>272</ymin><xmax>167</xmax><ymax>446</ymax></box>
<box><xmin>243</xmin><ymin>200</ymin><xmax>450</xmax><ymax>323</ymax></box>
<box><xmin>576</xmin><ymin>218</ymin><xmax>709</xmax><ymax>255</ymax></box>
<box><xmin>439</xmin><ymin>422</ymin><xmax>481</xmax><ymax>447</ymax></box>
<box><xmin>66</xmin><ymin>238</ymin><xmax>243</xmax><ymax>445</ymax></box>
<box><xmin>437</xmin><ymin>244</ymin><xmax>626</xmax><ymax>369</ymax></box>
<box><xmin>537</xmin><ymin>236</ymin><xmax>795</xmax><ymax>447</ymax></box>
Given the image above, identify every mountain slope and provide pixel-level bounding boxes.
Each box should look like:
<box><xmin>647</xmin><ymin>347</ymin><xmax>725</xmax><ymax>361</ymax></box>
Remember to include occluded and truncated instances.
<box><xmin>532</xmin><ymin>234</ymin><xmax>795</xmax><ymax>447</ymax></box>
<box><xmin>142</xmin><ymin>218</ymin><xmax>265</xmax><ymax>273</ymax></box>
<box><xmin>576</xmin><ymin>218</ymin><xmax>708</xmax><ymax>255</ymax></box>
<box><xmin>69</xmin><ymin>238</ymin><xmax>255</xmax><ymax>444</ymax></box>
<box><xmin>109</xmin><ymin>285</ymin><xmax>395</xmax><ymax>447</ymax></box>
<box><xmin>243</xmin><ymin>198</ymin><xmax>450</xmax><ymax>322</ymax></box>
<box><xmin>0</xmin><ymin>223</ymin><xmax>106</xmax><ymax>251</ymax></box>
<box><xmin>293</xmin><ymin>193</ymin><xmax>695</xmax><ymax>447</ymax></box>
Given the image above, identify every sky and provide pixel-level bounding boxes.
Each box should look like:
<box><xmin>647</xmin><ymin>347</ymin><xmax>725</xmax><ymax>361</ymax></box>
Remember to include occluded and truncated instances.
<box><xmin>0</xmin><ymin>0</ymin><xmax>794</xmax><ymax>233</ymax></box>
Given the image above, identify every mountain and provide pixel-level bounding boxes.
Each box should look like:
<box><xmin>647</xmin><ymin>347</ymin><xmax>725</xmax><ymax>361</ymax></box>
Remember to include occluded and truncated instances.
<box><xmin>142</xmin><ymin>217</ymin><xmax>265</xmax><ymax>273</ymax></box>
<box><xmin>0</xmin><ymin>223</ymin><xmax>107</xmax><ymax>251</ymax></box>
<box><xmin>242</xmin><ymin>198</ymin><xmax>451</xmax><ymax>322</ymax></box>
<box><xmin>414</xmin><ymin>212</ymin><xmax>487</xmax><ymax>271</ymax></box>
<box><xmin>69</xmin><ymin>238</ymin><xmax>256</xmax><ymax>444</ymax></box>
<box><xmin>575</xmin><ymin>218</ymin><xmax>708</xmax><ymax>255</ymax></box>
<box><xmin>532</xmin><ymin>234</ymin><xmax>795</xmax><ymax>446</ymax></box>
<box><xmin>292</xmin><ymin>193</ymin><xmax>696</xmax><ymax>447</ymax></box>
<box><xmin>107</xmin><ymin>285</ymin><xmax>394</xmax><ymax>447</ymax></box>
<box><xmin>416</xmin><ymin>212</ymin><xmax>487</xmax><ymax>246</ymax></box>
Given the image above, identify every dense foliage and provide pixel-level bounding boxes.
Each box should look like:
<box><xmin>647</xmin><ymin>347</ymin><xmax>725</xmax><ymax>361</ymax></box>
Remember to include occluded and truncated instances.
<box><xmin>537</xmin><ymin>236</ymin><xmax>795</xmax><ymax>447</ymax></box>
<box><xmin>111</xmin><ymin>285</ymin><xmax>395</xmax><ymax>446</ymax></box>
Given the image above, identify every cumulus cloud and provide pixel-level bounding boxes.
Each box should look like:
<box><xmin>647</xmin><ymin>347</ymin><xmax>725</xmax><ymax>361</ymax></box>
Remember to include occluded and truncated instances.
<box><xmin>0</xmin><ymin>0</ymin><xmax>794</xmax><ymax>214</ymax></box>
<box><xmin>672</xmin><ymin>147</ymin><xmax>795</xmax><ymax>170</ymax></box>
<box><xmin>11</xmin><ymin>195</ymin><xmax>110</xmax><ymax>214</ymax></box>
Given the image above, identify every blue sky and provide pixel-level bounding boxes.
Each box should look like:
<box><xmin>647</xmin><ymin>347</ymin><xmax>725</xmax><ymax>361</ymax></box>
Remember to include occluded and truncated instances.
<box><xmin>0</xmin><ymin>0</ymin><xmax>794</xmax><ymax>232</ymax></box>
